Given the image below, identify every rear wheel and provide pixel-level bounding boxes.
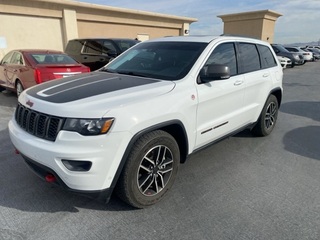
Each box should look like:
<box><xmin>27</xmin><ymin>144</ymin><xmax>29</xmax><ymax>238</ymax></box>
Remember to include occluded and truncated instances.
<box><xmin>252</xmin><ymin>95</ymin><xmax>279</xmax><ymax>137</ymax></box>
<box><xmin>16</xmin><ymin>80</ymin><xmax>24</xmax><ymax>97</ymax></box>
<box><xmin>116</xmin><ymin>130</ymin><xmax>180</xmax><ymax>208</ymax></box>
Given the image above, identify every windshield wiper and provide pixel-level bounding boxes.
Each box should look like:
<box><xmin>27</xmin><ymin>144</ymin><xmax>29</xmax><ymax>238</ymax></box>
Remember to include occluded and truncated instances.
<box><xmin>100</xmin><ymin>68</ymin><xmax>117</xmax><ymax>73</ymax></box>
<box><xmin>101</xmin><ymin>69</ymin><xmax>149</xmax><ymax>78</ymax></box>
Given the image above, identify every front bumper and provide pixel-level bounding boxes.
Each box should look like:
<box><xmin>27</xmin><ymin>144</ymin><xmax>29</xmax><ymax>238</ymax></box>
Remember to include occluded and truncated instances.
<box><xmin>9</xmin><ymin>117</ymin><xmax>131</xmax><ymax>192</ymax></box>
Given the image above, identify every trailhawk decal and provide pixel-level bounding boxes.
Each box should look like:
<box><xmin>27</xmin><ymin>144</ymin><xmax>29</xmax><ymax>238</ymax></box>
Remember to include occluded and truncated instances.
<box><xmin>26</xmin><ymin>72</ymin><xmax>160</xmax><ymax>103</ymax></box>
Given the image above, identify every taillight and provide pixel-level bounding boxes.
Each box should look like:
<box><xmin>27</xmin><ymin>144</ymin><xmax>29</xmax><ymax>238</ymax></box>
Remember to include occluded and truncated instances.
<box><xmin>34</xmin><ymin>69</ymin><xmax>42</xmax><ymax>84</ymax></box>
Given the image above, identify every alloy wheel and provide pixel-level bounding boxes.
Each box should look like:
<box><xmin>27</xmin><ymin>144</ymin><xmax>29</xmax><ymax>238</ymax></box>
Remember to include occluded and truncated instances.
<box><xmin>137</xmin><ymin>145</ymin><xmax>174</xmax><ymax>196</ymax></box>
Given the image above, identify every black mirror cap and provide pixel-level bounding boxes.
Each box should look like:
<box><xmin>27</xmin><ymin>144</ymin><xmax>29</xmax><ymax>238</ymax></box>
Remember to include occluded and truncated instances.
<box><xmin>200</xmin><ymin>64</ymin><xmax>231</xmax><ymax>83</ymax></box>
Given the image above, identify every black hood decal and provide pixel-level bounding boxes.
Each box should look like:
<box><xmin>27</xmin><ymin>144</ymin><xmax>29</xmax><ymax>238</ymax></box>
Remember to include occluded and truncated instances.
<box><xmin>26</xmin><ymin>72</ymin><xmax>160</xmax><ymax>103</ymax></box>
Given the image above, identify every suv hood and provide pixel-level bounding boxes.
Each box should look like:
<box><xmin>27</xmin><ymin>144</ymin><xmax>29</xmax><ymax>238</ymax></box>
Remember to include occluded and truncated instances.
<box><xmin>22</xmin><ymin>72</ymin><xmax>175</xmax><ymax>117</ymax></box>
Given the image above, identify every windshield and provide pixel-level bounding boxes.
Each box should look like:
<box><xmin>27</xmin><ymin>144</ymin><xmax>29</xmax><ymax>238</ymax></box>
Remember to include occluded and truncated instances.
<box><xmin>103</xmin><ymin>41</ymin><xmax>207</xmax><ymax>80</ymax></box>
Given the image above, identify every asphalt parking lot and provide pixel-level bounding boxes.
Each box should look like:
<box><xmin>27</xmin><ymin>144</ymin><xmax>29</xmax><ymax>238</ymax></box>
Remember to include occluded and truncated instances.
<box><xmin>1</xmin><ymin>62</ymin><xmax>320</xmax><ymax>240</ymax></box>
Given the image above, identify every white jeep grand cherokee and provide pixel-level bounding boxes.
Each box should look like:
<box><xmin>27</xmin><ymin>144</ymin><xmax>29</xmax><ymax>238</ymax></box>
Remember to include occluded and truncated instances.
<box><xmin>9</xmin><ymin>36</ymin><xmax>283</xmax><ymax>208</ymax></box>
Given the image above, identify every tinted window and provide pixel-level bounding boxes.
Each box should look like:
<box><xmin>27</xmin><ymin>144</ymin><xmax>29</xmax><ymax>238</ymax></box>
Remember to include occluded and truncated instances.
<box><xmin>102</xmin><ymin>40</ymin><xmax>117</xmax><ymax>54</ymax></box>
<box><xmin>239</xmin><ymin>43</ymin><xmax>260</xmax><ymax>73</ymax></box>
<box><xmin>257</xmin><ymin>45</ymin><xmax>277</xmax><ymax>68</ymax></box>
<box><xmin>84</xmin><ymin>40</ymin><xmax>102</xmax><ymax>55</ymax></box>
<box><xmin>285</xmin><ymin>47</ymin><xmax>298</xmax><ymax>52</ymax></box>
<box><xmin>205</xmin><ymin>43</ymin><xmax>237</xmax><ymax>76</ymax></box>
<box><xmin>114</xmin><ymin>39</ymin><xmax>139</xmax><ymax>52</ymax></box>
<box><xmin>65</xmin><ymin>40</ymin><xmax>84</xmax><ymax>55</ymax></box>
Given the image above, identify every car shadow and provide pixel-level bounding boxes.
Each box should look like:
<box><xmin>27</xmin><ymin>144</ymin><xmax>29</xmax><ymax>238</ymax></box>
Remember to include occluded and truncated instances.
<box><xmin>283</xmin><ymin>125</ymin><xmax>320</xmax><ymax>161</ymax></box>
<box><xmin>280</xmin><ymin>101</ymin><xmax>320</xmax><ymax>160</ymax></box>
<box><xmin>280</xmin><ymin>101</ymin><xmax>320</xmax><ymax>122</ymax></box>
<box><xmin>0</xmin><ymin>90</ymin><xmax>18</xmax><ymax>108</ymax></box>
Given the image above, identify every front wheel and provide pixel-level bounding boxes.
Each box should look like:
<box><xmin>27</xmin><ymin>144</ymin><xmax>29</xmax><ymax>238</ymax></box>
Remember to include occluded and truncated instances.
<box><xmin>252</xmin><ymin>95</ymin><xmax>279</xmax><ymax>137</ymax></box>
<box><xmin>116</xmin><ymin>130</ymin><xmax>180</xmax><ymax>208</ymax></box>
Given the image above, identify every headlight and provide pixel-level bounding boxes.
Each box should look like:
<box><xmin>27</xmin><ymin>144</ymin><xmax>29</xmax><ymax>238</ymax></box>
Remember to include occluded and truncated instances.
<box><xmin>62</xmin><ymin>118</ymin><xmax>114</xmax><ymax>136</ymax></box>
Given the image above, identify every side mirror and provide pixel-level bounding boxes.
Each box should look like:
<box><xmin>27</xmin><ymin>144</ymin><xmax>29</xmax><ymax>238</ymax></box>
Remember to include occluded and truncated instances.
<box><xmin>199</xmin><ymin>64</ymin><xmax>230</xmax><ymax>83</ymax></box>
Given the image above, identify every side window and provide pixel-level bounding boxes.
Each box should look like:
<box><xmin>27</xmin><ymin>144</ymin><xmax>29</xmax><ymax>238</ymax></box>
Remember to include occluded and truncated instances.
<box><xmin>11</xmin><ymin>52</ymin><xmax>24</xmax><ymax>65</ymax></box>
<box><xmin>257</xmin><ymin>45</ymin><xmax>277</xmax><ymax>68</ymax></box>
<box><xmin>65</xmin><ymin>40</ymin><xmax>83</xmax><ymax>55</ymax></box>
<box><xmin>1</xmin><ymin>52</ymin><xmax>13</xmax><ymax>64</ymax></box>
<box><xmin>84</xmin><ymin>40</ymin><xmax>102</xmax><ymax>55</ymax></box>
<box><xmin>239</xmin><ymin>43</ymin><xmax>261</xmax><ymax>73</ymax></box>
<box><xmin>205</xmin><ymin>42</ymin><xmax>237</xmax><ymax>76</ymax></box>
<box><xmin>102</xmin><ymin>40</ymin><xmax>117</xmax><ymax>54</ymax></box>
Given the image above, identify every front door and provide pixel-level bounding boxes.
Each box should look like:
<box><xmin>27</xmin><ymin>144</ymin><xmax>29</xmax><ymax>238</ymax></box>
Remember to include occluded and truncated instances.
<box><xmin>195</xmin><ymin>42</ymin><xmax>246</xmax><ymax>148</ymax></box>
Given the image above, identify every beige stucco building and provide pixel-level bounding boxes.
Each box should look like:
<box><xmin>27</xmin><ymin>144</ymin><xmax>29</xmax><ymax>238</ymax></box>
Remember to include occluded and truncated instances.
<box><xmin>0</xmin><ymin>0</ymin><xmax>197</xmax><ymax>58</ymax></box>
<box><xmin>218</xmin><ymin>10</ymin><xmax>282</xmax><ymax>43</ymax></box>
<box><xmin>0</xmin><ymin>1</ymin><xmax>282</xmax><ymax>60</ymax></box>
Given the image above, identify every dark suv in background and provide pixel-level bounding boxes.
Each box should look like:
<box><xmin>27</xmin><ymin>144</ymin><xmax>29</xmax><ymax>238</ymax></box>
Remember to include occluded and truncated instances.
<box><xmin>271</xmin><ymin>44</ymin><xmax>304</xmax><ymax>67</ymax></box>
<box><xmin>65</xmin><ymin>38</ymin><xmax>140</xmax><ymax>71</ymax></box>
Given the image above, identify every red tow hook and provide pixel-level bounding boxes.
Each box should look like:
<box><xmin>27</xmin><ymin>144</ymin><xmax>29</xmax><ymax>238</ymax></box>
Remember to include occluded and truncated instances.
<box><xmin>45</xmin><ymin>174</ymin><xmax>56</xmax><ymax>183</ymax></box>
<box><xmin>15</xmin><ymin>149</ymin><xmax>20</xmax><ymax>154</ymax></box>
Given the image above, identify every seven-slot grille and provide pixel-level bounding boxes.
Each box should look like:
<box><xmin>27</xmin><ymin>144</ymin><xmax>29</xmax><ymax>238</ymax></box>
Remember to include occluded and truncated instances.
<box><xmin>15</xmin><ymin>103</ymin><xmax>65</xmax><ymax>141</ymax></box>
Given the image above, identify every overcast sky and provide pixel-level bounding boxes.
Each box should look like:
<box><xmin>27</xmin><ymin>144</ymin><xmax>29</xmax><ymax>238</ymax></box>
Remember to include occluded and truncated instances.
<box><xmin>76</xmin><ymin>0</ymin><xmax>320</xmax><ymax>44</ymax></box>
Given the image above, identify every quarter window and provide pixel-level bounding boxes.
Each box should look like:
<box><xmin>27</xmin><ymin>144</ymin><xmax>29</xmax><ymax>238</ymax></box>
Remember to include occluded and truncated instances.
<box><xmin>257</xmin><ymin>45</ymin><xmax>277</xmax><ymax>68</ymax></box>
<box><xmin>239</xmin><ymin>43</ymin><xmax>261</xmax><ymax>73</ymax></box>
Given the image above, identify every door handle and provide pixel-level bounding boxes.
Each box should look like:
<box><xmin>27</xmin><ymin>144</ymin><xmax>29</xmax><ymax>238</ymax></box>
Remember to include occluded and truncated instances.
<box><xmin>234</xmin><ymin>80</ymin><xmax>244</xmax><ymax>86</ymax></box>
<box><xmin>263</xmin><ymin>73</ymin><xmax>270</xmax><ymax>77</ymax></box>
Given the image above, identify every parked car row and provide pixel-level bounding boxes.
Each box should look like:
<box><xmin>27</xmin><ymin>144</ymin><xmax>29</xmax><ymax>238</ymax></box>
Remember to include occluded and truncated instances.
<box><xmin>271</xmin><ymin>43</ymin><xmax>320</xmax><ymax>69</ymax></box>
<box><xmin>302</xmin><ymin>47</ymin><xmax>320</xmax><ymax>60</ymax></box>
<box><xmin>0</xmin><ymin>38</ymin><xmax>140</xmax><ymax>97</ymax></box>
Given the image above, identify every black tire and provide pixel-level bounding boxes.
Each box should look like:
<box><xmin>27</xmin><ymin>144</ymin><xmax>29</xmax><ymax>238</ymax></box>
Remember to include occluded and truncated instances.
<box><xmin>252</xmin><ymin>95</ymin><xmax>279</xmax><ymax>137</ymax></box>
<box><xmin>116</xmin><ymin>130</ymin><xmax>180</xmax><ymax>208</ymax></box>
<box><xmin>16</xmin><ymin>80</ymin><xmax>24</xmax><ymax>97</ymax></box>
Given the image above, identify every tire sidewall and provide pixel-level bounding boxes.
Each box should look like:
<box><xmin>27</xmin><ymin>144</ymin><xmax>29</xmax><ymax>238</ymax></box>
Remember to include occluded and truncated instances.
<box><xmin>124</xmin><ymin>131</ymin><xmax>180</xmax><ymax>208</ymax></box>
<box><xmin>260</xmin><ymin>95</ymin><xmax>278</xmax><ymax>135</ymax></box>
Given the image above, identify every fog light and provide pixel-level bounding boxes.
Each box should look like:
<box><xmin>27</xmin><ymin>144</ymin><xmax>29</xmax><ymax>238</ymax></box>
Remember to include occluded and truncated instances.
<box><xmin>62</xmin><ymin>160</ymin><xmax>92</xmax><ymax>171</ymax></box>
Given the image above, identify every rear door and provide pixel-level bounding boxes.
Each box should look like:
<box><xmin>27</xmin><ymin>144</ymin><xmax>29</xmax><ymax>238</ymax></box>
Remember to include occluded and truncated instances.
<box><xmin>239</xmin><ymin>43</ymin><xmax>278</xmax><ymax>122</ymax></box>
<box><xmin>195</xmin><ymin>42</ymin><xmax>246</xmax><ymax>148</ymax></box>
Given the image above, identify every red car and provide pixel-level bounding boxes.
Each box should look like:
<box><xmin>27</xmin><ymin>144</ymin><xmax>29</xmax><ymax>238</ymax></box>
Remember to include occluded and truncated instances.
<box><xmin>0</xmin><ymin>49</ymin><xmax>90</xmax><ymax>96</ymax></box>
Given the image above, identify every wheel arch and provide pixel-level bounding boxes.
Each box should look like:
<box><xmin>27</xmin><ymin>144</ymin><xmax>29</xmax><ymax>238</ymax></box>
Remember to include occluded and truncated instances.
<box><xmin>108</xmin><ymin>120</ymin><xmax>189</xmax><ymax>199</ymax></box>
<box><xmin>270</xmin><ymin>87</ymin><xmax>282</xmax><ymax>107</ymax></box>
<box><xmin>15</xmin><ymin>78</ymin><xmax>24</xmax><ymax>89</ymax></box>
